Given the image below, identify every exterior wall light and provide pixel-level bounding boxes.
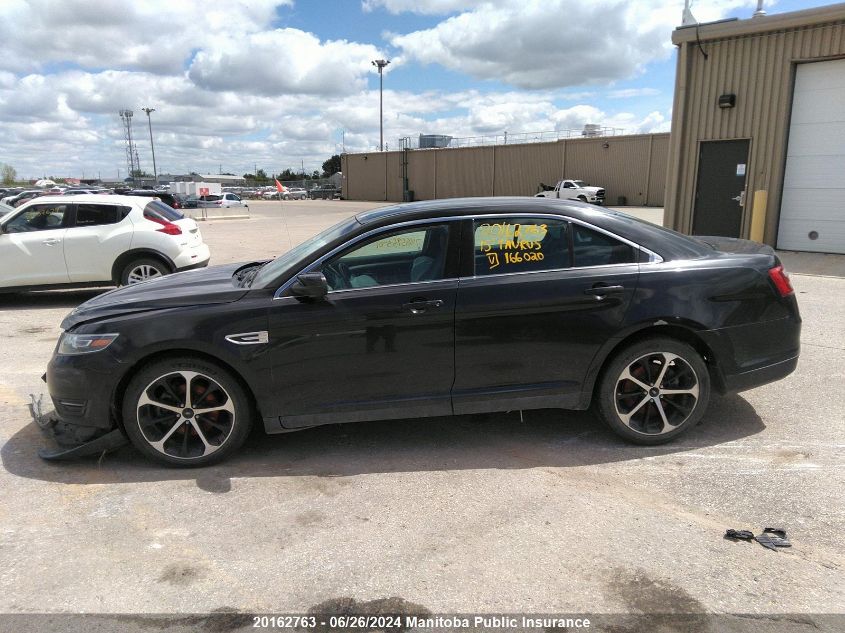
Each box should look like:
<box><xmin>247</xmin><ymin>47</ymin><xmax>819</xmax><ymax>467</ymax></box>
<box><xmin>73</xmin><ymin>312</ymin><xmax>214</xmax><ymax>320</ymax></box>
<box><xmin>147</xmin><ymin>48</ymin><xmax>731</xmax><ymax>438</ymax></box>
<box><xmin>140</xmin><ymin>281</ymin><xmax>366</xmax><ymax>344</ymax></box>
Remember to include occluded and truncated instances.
<box><xmin>718</xmin><ymin>94</ymin><xmax>737</xmax><ymax>108</ymax></box>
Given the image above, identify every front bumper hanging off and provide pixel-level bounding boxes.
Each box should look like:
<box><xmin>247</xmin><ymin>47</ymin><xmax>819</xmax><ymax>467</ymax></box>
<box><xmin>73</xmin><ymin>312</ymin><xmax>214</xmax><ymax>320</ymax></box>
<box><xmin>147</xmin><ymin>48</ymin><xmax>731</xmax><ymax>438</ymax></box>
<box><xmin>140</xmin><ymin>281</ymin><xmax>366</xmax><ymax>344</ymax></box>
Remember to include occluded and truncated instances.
<box><xmin>34</xmin><ymin>377</ymin><xmax>128</xmax><ymax>462</ymax></box>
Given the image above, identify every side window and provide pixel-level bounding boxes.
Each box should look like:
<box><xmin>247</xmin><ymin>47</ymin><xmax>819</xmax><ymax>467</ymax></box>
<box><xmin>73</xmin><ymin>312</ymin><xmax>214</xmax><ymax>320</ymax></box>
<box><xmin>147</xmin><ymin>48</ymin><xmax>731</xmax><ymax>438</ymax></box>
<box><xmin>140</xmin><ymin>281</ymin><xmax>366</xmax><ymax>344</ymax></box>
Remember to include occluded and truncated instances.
<box><xmin>322</xmin><ymin>224</ymin><xmax>450</xmax><ymax>291</ymax></box>
<box><xmin>571</xmin><ymin>224</ymin><xmax>637</xmax><ymax>267</ymax></box>
<box><xmin>473</xmin><ymin>217</ymin><xmax>569</xmax><ymax>276</ymax></box>
<box><xmin>74</xmin><ymin>204</ymin><xmax>122</xmax><ymax>227</ymax></box>
<box><xmin>562</xmin><ymin>182</ymin><xmax>573</xmax><ymax>188</ymax></box>
<box><xmin>4</xmin><ymin>204</ymin><xmax>68</xmax><ymax>233</ymax></box>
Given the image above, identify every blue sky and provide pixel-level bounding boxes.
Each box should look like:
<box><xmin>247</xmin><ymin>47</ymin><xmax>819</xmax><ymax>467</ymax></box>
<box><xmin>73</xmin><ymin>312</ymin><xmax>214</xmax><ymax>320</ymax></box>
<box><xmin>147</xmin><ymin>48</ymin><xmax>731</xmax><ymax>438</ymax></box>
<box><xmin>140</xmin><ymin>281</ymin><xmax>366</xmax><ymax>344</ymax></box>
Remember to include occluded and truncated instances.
<box><xmin>0</xmin><ymin>0</ymin><xmax>829</xmax><ymax>178</ymax></box>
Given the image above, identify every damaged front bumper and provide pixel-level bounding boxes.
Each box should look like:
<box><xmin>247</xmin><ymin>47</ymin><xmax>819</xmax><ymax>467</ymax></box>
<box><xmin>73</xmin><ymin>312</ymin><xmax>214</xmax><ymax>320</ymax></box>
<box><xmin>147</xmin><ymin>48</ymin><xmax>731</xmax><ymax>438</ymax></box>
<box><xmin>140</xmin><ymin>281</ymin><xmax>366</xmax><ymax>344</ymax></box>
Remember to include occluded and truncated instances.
<box><xmin>35</xmin><ymin>377</ymin><xmax>128</xmax><ymax>461</ymax></box>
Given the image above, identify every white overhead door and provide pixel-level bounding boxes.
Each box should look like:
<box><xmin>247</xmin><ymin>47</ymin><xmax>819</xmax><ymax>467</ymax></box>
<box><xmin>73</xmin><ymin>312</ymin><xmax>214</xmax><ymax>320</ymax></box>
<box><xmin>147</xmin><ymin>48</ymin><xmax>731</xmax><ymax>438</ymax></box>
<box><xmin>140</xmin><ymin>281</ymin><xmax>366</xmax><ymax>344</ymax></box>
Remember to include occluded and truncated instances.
<box><xmin>777</xmin><ymin>58</ymin><xmax>845</xmax><ymax>254</ymax></box>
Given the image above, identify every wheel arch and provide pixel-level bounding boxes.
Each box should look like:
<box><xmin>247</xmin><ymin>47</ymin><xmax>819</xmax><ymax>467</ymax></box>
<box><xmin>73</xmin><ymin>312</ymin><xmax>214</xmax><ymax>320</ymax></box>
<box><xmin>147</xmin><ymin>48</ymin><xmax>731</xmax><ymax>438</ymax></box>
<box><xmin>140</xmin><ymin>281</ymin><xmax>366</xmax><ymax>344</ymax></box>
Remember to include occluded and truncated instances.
<box><xmin>111</xmin><ymin>249</ymin><xmax>176</xmax><ymax>284</ymax></box>
<box><xmin>581</xmin><ymin>321</ymin><xmax>724</xmax><ymax>408</ymax></box>
<box><xmin>111</xmin><ymin>348</ymin><xmax>263</xmax><ymax>432</ymax></box>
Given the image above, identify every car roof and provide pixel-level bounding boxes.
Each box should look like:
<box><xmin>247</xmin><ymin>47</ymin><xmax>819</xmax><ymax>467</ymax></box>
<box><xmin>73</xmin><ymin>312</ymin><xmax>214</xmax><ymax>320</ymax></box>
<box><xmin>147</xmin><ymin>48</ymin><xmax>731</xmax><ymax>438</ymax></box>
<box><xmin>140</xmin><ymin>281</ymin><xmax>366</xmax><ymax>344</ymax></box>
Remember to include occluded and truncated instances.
<box><xmin>15</xmin><ymin>194</ymin><xmax>146</xmax><ymax>206</ymax></box>
<box><xmin>355</xmin><ymin>197</ymin><xmax>712</xmax><ymax>261</ymax></box>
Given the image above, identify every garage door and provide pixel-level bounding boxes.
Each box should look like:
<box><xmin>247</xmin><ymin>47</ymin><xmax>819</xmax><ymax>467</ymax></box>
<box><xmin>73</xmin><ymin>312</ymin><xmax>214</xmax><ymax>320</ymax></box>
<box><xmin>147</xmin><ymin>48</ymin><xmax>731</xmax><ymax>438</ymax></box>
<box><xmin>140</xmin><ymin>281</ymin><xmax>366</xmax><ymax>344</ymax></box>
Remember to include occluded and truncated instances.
<box><xmin>777</xmin><ymin>58</ymin><xmax>845</xmax><ymax>254</ymax></box>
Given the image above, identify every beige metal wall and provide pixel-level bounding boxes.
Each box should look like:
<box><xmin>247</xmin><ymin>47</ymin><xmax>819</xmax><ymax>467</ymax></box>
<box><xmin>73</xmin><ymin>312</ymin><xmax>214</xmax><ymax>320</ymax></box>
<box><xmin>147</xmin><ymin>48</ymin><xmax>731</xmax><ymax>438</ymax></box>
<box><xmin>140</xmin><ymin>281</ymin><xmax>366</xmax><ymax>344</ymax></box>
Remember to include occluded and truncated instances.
<box><xmin>342</xmin><ymin>133</ymin><xmax>669</xmax><ymax>207</ymax></box>
<box><xmin>665</xmin><ymin>7</ymin><xmax>845</xmax><ymax>245</ymax></box>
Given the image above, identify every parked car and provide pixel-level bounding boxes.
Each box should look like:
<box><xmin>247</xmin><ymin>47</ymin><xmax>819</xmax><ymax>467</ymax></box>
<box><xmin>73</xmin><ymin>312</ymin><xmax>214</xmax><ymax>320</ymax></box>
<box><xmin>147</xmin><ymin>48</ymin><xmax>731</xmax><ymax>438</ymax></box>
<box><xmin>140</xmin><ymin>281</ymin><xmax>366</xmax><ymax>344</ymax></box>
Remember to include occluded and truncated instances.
<box><xmin>181</xmin><ymin>195</ymin><xmax>199</xmax><ymax>209</ymax></box>
<box><xmin>123</xmin><ymin>190</ymin><xmax>183</xmax><ymax>209</ymax></box>
<box><xmin>308</xmin><ymin>184</ymin><xmax>340</xmax><ymax>199</ymax></box>
<box><xmin>197</xmin><ymin>193</ymin><xmax>248</xmax><ymax>209</ymax></box>
<box><xmin>2</xmin><ymin>190</ymin><xmax>46</xmax><ymax>207</ymax></box>
<box><xmin>41</xmin><ymin>197</ymin><xmax>800</xmax><ymax>466</ymax></box>
<box><xmin>283</xmin><ymin>187</ymin><xmax>307</xmax><ymax>200</ymax></box>
<box><xmin>536</xmin><ymin>179</ymin><xmax>605</xmax><ymax>205</ymax></box>
<box><xmin>0</xmin><ymin>194</ymin><xmax>210</xmax><ymax>291</ymax></box>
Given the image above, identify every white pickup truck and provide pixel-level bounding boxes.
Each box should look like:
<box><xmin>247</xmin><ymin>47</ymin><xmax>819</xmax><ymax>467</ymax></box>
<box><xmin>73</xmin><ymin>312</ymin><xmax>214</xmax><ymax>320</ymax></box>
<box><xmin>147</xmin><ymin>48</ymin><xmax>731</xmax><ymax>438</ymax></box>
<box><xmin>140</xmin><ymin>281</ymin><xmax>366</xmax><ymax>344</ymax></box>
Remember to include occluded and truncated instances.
<box><xmin>535</xmin><ymin>179</ymin><xmax>605</xmax><ymax>205</ymax></box>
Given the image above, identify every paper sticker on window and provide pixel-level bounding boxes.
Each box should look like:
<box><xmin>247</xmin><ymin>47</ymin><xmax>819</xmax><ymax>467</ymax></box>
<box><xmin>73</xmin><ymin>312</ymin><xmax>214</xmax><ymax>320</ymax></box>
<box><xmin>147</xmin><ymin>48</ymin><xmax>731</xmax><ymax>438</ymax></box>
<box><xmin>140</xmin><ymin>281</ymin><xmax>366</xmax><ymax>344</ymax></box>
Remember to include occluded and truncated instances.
<box><xmin>736</xmin><ymin>163</ymin><xmax>746</xmax><ymax>176</ymax></box>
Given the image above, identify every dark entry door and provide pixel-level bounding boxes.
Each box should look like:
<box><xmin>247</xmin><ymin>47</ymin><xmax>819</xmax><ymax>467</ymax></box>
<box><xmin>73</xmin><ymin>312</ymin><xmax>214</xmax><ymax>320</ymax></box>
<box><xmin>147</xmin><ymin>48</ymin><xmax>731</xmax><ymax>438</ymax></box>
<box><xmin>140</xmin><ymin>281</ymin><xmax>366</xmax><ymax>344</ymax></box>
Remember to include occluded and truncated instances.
<box><xmin>692</xmin><ymin>140</ymin><xmax>749</xmax><ymax>237</ymax></box>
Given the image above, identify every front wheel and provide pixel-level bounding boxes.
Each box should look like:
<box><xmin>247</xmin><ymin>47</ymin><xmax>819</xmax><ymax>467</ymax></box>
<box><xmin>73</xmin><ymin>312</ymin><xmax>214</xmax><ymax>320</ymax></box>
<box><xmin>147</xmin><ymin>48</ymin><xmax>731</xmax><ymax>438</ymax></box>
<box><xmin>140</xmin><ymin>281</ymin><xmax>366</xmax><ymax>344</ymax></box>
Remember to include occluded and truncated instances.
<box><xmin>594</xmin><ymin>337</ymin><xmax>710</xmax><ymax>444</ymax></box>
<box><xmin>122</xmin><ymin>357</ymin><xmax>253</xmax><ymax>466</ymax></box>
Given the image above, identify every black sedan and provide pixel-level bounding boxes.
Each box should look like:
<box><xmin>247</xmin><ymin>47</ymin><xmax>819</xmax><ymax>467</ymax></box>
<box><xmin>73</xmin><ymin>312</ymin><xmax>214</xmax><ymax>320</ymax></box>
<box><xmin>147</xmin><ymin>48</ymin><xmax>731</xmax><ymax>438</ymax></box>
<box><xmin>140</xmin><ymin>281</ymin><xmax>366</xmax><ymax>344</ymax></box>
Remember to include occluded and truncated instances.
<box><xmin>44</xmin><ymin>197</ymin><xmax>801</xmax><ymax>466</ymax></box>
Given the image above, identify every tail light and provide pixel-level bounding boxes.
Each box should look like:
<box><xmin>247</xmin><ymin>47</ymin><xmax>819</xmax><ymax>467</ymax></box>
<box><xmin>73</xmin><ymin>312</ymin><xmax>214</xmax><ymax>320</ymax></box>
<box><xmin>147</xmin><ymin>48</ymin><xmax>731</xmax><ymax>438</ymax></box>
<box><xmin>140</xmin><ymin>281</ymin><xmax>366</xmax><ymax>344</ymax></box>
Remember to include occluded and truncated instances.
<box><xmin>215</xmin><ymin>200</ymin><xmax>223</xmax><ymax>205</ymax></box>
<box><xmin>144</xmin><ymin>211</ymin><xmax>182</xmax><ymax>235</ymax></box>
<box><xmin>768</xmin><ymin>265</ymin><xmax>794</xmax><ymax>297</ymax></box>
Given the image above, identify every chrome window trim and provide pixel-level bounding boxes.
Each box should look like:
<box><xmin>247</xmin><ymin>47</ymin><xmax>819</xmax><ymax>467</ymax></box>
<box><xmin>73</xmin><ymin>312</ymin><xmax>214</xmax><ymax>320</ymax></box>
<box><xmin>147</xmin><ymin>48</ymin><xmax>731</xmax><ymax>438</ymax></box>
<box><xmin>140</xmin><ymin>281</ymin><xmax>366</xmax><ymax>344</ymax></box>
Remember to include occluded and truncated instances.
<box><xmin>272</xmin><ymin>212</ymin><xmax>663</xmax><ymax>299</ymax></box>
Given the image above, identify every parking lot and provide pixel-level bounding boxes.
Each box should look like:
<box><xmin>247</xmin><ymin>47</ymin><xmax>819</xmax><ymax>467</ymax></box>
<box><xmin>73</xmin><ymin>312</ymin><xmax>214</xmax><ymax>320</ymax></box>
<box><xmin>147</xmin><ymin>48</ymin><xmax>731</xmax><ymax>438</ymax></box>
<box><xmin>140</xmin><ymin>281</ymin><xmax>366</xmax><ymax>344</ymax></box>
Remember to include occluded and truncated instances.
<box><xmin>0</xmin><ymin>200</ymin><xmax>843</xmax><ymax>618</ymax></box>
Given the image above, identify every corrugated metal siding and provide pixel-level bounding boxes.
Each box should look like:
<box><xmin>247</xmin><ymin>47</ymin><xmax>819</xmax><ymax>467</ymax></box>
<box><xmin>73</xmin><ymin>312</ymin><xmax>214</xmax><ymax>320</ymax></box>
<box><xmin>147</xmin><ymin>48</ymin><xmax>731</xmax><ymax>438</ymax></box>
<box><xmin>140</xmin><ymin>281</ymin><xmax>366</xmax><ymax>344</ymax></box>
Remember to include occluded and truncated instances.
<box><xmin>493</xmin><ymin>142</ymin><xmax>565</xmax><ymax>196</ymax></box>
<box><xmin>436</xmin><ymin>146</ymin><xmax>495</xmax><ymax>198</ymax></box>
<box><xmin>665</xmin><ymin>17</ymin><xmax>845</xmax><ymax>245</ymax></box>
<box><xmin>408</xmin><ymin>150</ymin><xmax>436</xmax><ymax>200</ymax></box>
<box><xmin>344</xmin><ymin>133</ymin><xmax>668</xmax><ymax>205</ymax></box>
<box><xmin>648</xmin><ymin>134</ymin><xmax>670</xmax><ymax>206</ymax></box>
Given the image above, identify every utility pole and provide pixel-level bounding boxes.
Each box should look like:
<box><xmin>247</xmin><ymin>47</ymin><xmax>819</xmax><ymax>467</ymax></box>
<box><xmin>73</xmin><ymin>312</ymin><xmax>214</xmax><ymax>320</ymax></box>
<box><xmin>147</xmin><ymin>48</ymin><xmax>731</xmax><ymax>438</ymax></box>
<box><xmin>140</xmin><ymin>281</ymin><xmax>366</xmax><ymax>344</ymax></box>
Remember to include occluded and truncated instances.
<box><xmin>142</xmin><ymin>107</ymin><xmax>157</xmax><ymax>185</ymax></box>
<box><xmin>371</xmin><ymin>59</ymin><xmax>390</xmax><ymax>151</ymax></box>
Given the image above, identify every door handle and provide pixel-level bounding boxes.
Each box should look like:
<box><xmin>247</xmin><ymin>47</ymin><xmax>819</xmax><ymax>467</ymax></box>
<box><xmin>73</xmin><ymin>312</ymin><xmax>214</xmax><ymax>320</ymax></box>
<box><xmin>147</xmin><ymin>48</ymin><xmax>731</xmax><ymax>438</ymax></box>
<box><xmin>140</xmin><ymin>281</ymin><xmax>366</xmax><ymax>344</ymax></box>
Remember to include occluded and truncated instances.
<box><xmin>584</xmin><ymin>284</ymin><xmax>624</xmax><ymax>297</ymax></box>
<box><xmin>402</xmin><ymin>299</ymin><xmax>444</xmax><ymax>314</ymax></box>
<box><xmin>42</xmin><ymin>238</ymin><xmax>61</xmax><ymax>246</ymax></box>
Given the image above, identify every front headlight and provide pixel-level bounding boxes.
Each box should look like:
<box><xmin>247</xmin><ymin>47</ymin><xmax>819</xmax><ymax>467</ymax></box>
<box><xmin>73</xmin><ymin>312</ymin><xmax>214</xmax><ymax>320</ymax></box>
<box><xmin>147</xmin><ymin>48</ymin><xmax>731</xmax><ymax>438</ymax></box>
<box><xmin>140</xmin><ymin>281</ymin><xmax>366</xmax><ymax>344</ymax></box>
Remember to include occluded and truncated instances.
<box><xmin>58</xmin><ymin>333</ymin><xmax>120</xmax><ymax>355</ymax></box>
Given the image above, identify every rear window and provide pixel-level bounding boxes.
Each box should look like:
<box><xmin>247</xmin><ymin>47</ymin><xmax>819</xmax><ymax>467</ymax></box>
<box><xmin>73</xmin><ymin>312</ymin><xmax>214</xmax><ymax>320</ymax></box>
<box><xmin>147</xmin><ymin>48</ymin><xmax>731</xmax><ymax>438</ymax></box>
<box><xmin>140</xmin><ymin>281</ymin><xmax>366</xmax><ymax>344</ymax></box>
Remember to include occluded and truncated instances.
<box><xmin>143</xmin><ymin>200</ymin><xmax>184</xmax><ymax>222</ymax></box>
<box><xmin>75</xmin><ymin>204</ymin><xmax>129</xmax><ymax>226</ymax></box>
<box><xmin>572</xmin><ymin>224</ymin><xmax>637</xmax><ymax>267</ymax></box>
<box><xmin>202</xmin><ymin>195</ymin><xmax>222</xmax><ymax>201</ymax></box>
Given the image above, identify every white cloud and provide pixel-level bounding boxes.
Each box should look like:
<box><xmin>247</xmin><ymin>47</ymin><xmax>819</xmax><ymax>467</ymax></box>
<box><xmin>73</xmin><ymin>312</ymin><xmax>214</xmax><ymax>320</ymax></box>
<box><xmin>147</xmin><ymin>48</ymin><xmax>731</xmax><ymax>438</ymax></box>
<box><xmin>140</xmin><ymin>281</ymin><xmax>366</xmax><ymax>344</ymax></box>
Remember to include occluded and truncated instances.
<box><xmin>362</xmin><ymin>0</ymin><xmax>481</xmax><ymax>15</ymax></box>
<box><xmin>188</xmin><ymin>29</ymin><xmax>386</xmax><ymax>96</ymax></box>
<box><xmin>0</xmin><ymin>0</ymin><xmax>286</xmax><ymax>74</ymax></box>
<box><xmin>390</xmin><ymin>0</ymin><xmax>755</xmax><ymax>89</ymax></box>
<box><xmin>608</xmin><ymin>88</ymin><xmax>661</xmax><ymax>99</ymax></box>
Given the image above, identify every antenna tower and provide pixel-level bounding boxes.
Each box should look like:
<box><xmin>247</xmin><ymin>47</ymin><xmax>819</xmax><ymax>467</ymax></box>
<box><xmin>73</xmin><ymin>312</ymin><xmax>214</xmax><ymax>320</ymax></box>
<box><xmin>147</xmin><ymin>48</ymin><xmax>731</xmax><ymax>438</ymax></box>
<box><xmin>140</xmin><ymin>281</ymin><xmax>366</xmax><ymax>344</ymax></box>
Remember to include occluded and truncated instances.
<box><xmin>119</xmin><ymin>109</ymin><xmax>140</xmax><ymax>185</ymax></box>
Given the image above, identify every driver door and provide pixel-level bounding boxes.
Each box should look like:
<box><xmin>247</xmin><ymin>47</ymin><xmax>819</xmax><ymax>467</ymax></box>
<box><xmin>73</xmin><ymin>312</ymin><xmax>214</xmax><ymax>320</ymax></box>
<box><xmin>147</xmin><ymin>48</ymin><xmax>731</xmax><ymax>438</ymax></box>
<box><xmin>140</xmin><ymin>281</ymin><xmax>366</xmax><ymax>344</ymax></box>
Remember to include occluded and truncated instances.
<box><xmin>266</xmin><ymin>221</ymin><xmax>461</xmax><ymax>428</ymax></box>
<box><xmin>0</xmin><ymin>202</ymin><xmax>71</xmax><ymax>288</ymax></box>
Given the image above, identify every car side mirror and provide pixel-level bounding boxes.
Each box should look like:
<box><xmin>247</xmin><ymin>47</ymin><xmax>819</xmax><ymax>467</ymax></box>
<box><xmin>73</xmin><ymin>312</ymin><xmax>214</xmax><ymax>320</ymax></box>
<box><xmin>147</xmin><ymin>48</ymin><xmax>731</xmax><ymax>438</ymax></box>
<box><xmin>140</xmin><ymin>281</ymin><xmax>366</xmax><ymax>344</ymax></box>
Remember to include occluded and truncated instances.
<box><xmin>290</xmin><ymin>272</ymin><xmax>328</xmax><ymax>300</ymax></box>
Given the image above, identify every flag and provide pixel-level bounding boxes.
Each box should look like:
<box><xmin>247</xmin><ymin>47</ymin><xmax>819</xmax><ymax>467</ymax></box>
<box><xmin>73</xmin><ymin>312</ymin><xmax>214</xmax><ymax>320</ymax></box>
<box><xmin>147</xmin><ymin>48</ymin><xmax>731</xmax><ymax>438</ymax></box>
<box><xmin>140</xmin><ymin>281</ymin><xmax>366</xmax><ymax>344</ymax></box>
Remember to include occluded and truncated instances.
<box><xmin>275</xmin><ymin>179</ymin><xmax>286</xmax><ymax>193</ymax></box>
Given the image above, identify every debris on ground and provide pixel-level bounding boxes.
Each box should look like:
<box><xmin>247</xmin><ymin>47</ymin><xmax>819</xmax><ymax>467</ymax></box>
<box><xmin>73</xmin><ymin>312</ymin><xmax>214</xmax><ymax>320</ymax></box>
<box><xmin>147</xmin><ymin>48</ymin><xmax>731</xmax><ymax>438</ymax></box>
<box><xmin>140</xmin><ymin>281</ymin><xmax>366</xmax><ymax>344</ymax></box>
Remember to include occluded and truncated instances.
<box><xmin>725</xmin><ymin>527</ymin><xmax>792</xmax><ymax>551</ymax></box>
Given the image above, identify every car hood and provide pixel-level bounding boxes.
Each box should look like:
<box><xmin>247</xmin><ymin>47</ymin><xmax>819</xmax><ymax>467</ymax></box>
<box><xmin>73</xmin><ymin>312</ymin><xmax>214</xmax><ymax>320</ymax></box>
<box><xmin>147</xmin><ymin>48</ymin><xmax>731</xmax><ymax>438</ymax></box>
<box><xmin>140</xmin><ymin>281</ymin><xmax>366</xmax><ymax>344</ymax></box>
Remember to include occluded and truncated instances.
<box><xmin>581</xmin><ymin>186</ymin><xmax>604</xmax><ymax>194</ymax></box>
<box><xmin>61</xmin><ymin>263</ymin><xmax>253</xmax><ymax>330</ymax></box>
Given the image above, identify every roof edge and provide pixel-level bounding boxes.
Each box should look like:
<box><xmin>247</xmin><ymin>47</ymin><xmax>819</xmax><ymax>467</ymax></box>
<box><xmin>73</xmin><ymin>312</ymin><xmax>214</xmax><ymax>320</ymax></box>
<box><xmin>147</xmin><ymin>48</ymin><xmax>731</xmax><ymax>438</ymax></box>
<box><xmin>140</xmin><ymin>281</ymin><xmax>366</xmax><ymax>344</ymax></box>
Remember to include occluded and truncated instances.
<box><xmin>673</xmin><ymin>2</ymin><xmax>845</xmax><ymax>44</ymax></box>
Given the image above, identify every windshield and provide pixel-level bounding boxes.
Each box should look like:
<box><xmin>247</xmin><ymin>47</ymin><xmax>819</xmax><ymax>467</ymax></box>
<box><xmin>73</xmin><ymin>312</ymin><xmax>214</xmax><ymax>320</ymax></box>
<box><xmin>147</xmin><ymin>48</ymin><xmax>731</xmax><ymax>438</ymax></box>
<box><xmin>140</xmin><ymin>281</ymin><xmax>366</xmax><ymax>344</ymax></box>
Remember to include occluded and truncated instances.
<box><xmin>572</xmin><ymin>180</ymin><xmax>587</xmax><ymax>187</ymax></box>
<box><xmin>250</xmin><ymin>216</ymin><xmax>361</xmax><ymax>288</ymax></box>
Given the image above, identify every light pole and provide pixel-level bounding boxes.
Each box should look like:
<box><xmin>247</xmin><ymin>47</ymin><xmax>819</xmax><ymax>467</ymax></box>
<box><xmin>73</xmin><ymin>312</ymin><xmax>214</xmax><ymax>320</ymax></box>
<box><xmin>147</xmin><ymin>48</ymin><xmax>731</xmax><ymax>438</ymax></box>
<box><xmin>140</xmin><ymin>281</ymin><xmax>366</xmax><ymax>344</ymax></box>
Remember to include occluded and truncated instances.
<box><xmin>142</xmin><ymin>107</ymin><xmax>157</xmax><ymax>186</ymax></box>
<box><xmin>371</xmin><ymin>59</ymin><xmax>390</xmax><ymax>151</ymax></box>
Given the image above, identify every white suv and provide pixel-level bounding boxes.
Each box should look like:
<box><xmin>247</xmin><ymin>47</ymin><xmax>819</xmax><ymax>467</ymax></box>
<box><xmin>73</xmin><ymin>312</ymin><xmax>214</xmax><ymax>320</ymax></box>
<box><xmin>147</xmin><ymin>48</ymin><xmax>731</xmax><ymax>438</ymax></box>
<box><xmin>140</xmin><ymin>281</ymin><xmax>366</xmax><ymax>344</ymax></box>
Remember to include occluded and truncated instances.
<box><xmin>0</xmin><ymin>194</ymin><xmax>211</xmax><ymax>291</ymax></box>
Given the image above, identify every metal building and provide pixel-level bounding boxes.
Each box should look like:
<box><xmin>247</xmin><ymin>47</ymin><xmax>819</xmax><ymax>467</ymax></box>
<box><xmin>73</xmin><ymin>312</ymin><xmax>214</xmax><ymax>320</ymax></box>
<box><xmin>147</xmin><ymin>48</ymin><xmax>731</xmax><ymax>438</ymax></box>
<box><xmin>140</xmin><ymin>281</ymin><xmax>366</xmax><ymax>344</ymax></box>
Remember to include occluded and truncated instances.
<box><xmin>664</xmin><ymin>3</ymin><xmax>845</xmax><ymax>253</ymax></box>
<box><xmin>342</xmin><ymin>133</ymin><xmax>669</xmax><ymax>207</ymax></box>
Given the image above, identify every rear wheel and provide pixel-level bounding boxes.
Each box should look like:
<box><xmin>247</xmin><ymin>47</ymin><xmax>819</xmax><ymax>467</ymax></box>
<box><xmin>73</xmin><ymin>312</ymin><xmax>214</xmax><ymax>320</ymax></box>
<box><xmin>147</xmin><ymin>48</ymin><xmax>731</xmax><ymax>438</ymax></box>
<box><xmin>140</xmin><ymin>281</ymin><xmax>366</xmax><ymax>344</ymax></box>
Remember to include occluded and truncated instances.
<box><xmin>120</xmin><ymin>257</ymin><xmax>171</xmax><ymax>285</ymax></box>
<box><xmin>122</xmin><ymin>357</ymin><xmax>252</xmax><ymax>466</ymax></box>
<box><xmin>595</xmin><ymin>337</ymin><xmax>710</xmax><ymax>444</ymax></box>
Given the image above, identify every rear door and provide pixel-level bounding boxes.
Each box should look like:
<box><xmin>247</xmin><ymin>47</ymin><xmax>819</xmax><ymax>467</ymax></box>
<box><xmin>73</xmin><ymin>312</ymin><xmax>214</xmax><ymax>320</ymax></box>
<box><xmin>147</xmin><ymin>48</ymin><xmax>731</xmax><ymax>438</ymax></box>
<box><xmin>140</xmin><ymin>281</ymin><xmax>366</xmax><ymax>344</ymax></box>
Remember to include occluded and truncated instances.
<box><xmin>453</xmin><ymin>216</ymin><xmax>640</xmax><ymax>414</ymax></box>
<box><xmin>0</xmin><ymin>202</ymin><xmax>71</xmax><ymax>287</ymax></box>
<box><xmin>64</xmin><ymin>202</ymin><xmax>134</xmax><ymax>282</ymax></box>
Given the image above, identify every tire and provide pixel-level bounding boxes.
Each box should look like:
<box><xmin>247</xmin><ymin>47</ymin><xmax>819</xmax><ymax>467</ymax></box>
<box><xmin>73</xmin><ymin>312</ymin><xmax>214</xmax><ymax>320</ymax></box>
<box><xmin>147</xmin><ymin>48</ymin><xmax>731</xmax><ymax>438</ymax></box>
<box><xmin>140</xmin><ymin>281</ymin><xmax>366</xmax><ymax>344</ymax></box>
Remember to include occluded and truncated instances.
<box><xmin>577</xmin><ymin>195</ymin><xmax>588</xmax><ymax>203</ymax></box>
<box><xmin>120</xmin><ymin>257</ymin><xmax>171</xmax><ymax>286</ymax></box>
<box><xmin>594</xmin><ymin>337</ymin><xmax>710</xmax><ymax>445</ymax></box>
<box><xmin>122</xmin><ymin>356</ymin><xmax>253</xmax><ymax>467</ymax></box>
